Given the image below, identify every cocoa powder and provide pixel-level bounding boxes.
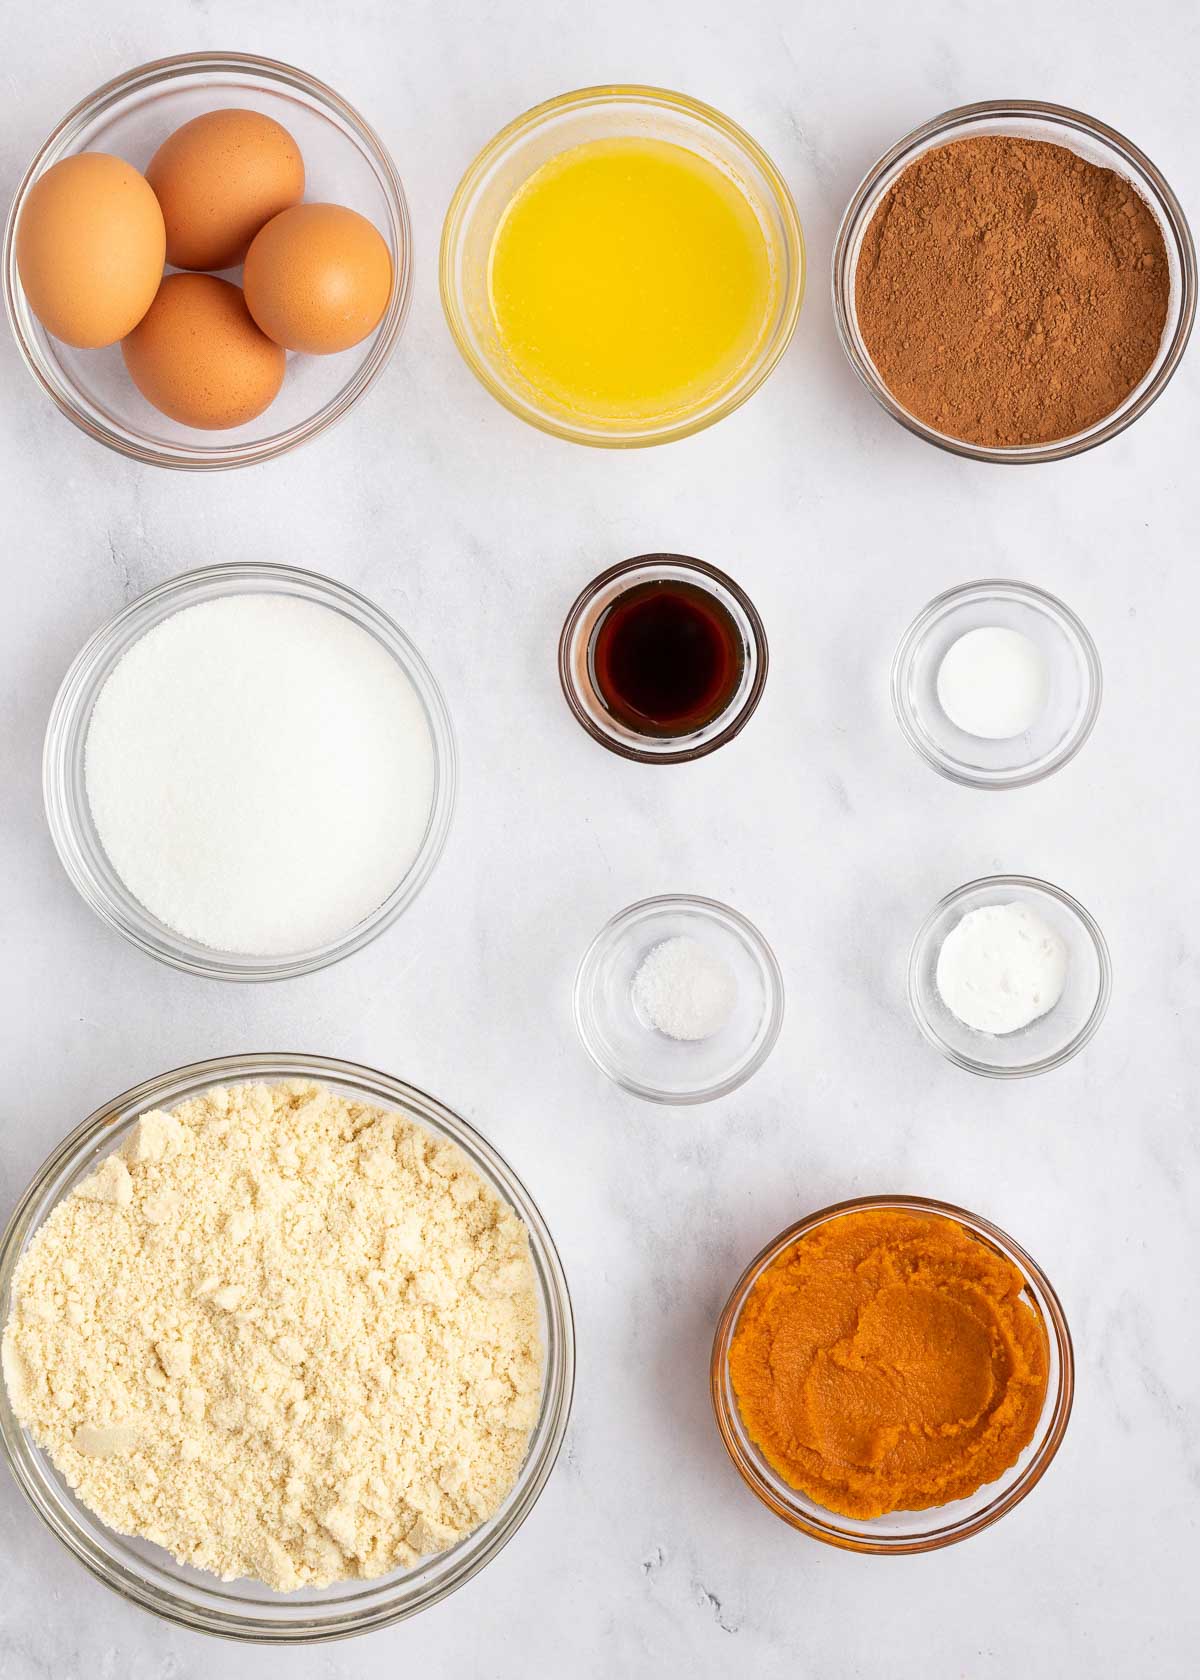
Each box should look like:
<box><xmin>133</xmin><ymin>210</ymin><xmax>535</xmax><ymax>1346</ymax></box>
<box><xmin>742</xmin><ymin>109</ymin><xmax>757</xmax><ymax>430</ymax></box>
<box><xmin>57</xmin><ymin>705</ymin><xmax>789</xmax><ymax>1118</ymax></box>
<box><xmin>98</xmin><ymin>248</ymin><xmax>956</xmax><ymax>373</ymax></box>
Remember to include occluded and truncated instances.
<box><xmin>855</xmin><ymin>135</ymin><xmax>1169</xmax><ymax>448</ymax></box>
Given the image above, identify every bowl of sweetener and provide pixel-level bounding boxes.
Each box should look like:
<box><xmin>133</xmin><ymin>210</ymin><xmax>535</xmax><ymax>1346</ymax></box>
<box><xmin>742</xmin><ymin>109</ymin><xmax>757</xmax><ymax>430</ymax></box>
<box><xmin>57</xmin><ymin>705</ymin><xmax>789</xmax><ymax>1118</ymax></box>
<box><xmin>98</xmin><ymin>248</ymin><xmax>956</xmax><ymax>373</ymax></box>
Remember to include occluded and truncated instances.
<box><xmin>43</xmin><ymin>563</ymin><xmax>456</xmax><ymax>980</ymax></box>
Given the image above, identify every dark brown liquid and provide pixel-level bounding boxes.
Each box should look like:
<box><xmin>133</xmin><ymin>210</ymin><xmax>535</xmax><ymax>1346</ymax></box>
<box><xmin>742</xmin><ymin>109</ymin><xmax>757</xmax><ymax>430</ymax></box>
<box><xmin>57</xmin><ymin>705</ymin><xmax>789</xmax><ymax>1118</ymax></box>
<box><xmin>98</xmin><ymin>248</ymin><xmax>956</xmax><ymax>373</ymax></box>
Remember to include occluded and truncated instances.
<box><xmin>590</xmin><ymin>579</ymin><xmax>744</xmax><ymax>737</ymax></box>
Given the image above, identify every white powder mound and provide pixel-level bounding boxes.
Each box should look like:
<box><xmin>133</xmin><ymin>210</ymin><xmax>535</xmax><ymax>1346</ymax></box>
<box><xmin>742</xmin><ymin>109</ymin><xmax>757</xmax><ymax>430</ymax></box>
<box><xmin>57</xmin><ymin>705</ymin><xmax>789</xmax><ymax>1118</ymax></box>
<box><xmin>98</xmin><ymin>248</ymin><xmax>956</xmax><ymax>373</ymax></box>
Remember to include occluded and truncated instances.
<box><xmin>84</xmin><ymin>594</ymin><xmax>435</xmax><ymax>955</ymax></box>
<box><xmin>936</xmin><ymin>625</ymin><xmax>1048</xmax><ymax>740</ymax></box>
<box><xmin>631</xmin><ymin>935</ymin><xmax>737</xmax><ymax>1041</ymax></box>
<box><xmin>1</xmin><ymin>1081</ymin><xmax>542</xmax><ymax>1591</ymax></box>
<box><xmin>936</xmin><ymin>901</ymin><xmax>1068</xmax><ymax>1035</ymax></box>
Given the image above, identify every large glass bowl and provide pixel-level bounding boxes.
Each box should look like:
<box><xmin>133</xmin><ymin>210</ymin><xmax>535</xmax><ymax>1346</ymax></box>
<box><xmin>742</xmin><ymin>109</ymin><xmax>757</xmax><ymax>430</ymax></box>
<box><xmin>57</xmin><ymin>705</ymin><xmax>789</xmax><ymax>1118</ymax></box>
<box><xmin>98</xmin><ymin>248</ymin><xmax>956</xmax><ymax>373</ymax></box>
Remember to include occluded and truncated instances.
<box><xmin>440</xmin><ymin>85</ymin><xmax>805</xmax><ymax>446</ymax></box>
<box><xmin>833</xmin><ymin>100</ymin><xmax>1195</xmax><ymax>463</ymax></box>
<box><xmin>43</xmin><ymin>563</ymin><xmax>456</xmax><ymax>981</ymax></box>
<box><xmin>4</xmin><ymin>51</ymin><xmax>413</xmax><ymax>469</ymax></box>
<box><xmin>0</xmin><ymin>1053</ymin><xmax>575</xmax><ymax>1641</ymax></box>
<box><xmin>711</xmin><ymin>1194</ymin><xmax>1073</xmax><ymax>1553</ymax></box>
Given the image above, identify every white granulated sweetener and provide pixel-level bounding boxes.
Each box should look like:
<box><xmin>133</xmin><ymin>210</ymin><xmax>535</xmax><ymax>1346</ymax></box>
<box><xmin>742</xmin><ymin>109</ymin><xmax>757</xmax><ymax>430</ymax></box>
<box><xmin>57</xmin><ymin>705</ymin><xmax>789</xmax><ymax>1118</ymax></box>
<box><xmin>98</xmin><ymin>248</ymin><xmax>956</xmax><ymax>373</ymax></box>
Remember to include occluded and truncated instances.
<box><xmin>935</xmin><ymin>900</ymin><xmax>1068</xmax><ymax>1035</ymax></box>
<box><xmin>1</xmin><ymin>1081</ymin><xmax>542</xmax><ymax>1591</ymax></box>
<box><xmin>84</xmin><ymin>594</ymin><xmax>435</xmax><ymax>954</ymax></box>
<box><xmin>631</xmin><ymin>935</ymin><xmax>737</xmax><ymax>1041</ymax></box>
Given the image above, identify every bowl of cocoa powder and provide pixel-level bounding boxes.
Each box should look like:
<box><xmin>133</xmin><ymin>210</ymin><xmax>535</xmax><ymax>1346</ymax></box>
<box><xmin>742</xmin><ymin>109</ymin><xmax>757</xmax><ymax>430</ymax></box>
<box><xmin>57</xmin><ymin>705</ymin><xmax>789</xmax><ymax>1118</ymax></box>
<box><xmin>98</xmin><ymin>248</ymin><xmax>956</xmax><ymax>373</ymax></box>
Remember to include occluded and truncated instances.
<box><xmin>833</xmin><ymin>100</ymin><xmax>1195</xmax><ymax>462</ymax></box>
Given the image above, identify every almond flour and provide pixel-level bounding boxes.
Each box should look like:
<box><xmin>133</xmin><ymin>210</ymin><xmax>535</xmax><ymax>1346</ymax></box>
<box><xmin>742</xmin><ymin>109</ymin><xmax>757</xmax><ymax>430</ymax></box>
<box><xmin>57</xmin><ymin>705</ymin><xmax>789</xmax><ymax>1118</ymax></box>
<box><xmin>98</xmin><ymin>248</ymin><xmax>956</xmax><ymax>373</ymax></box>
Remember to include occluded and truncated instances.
<box><xmin>1</xmin><ymin>1080</ymin><xmax>542</xmax><ymax>1591</ymax></box>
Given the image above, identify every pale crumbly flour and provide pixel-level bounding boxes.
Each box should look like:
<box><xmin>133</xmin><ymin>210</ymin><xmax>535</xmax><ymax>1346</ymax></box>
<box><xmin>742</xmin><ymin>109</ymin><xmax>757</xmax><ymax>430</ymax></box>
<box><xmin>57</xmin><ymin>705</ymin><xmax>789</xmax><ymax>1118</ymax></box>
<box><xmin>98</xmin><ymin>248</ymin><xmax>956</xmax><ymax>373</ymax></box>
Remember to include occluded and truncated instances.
<box><xmin>1</xmin><ymin>1081</ymin><xmax>543</xmax><ymax>1590</ymax></box>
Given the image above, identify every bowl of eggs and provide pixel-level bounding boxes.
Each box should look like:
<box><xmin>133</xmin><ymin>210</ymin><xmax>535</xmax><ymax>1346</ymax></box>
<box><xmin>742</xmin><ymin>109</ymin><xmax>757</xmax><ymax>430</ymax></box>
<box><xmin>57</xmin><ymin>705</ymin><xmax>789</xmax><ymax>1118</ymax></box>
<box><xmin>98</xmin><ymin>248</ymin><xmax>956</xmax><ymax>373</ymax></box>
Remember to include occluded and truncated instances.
<box><xmin>4</xmin><ymin>51</ymin><xmax>412</xmax><ymax>469</ymax></box>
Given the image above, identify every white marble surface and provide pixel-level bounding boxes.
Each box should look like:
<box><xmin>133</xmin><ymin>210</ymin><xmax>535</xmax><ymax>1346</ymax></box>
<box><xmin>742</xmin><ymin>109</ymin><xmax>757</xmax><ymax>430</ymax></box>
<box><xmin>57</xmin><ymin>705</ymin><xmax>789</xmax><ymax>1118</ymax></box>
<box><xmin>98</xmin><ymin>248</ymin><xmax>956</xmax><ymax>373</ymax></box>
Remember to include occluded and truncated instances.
<box><xmin>2</xmin><ymin>0</ymin><xmax>1198</xmax><ymax>1674</ymax></box>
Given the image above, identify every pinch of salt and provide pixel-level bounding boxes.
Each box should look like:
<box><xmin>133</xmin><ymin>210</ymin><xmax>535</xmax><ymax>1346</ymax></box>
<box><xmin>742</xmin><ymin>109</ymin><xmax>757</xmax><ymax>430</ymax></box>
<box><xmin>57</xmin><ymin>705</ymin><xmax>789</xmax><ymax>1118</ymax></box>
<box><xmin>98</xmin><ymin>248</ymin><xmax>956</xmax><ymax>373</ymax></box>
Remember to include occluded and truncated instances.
<box><xmin>631</xmin><ymin>935</ymin><xmax>737</xmax><ymax>1041</ymax></box>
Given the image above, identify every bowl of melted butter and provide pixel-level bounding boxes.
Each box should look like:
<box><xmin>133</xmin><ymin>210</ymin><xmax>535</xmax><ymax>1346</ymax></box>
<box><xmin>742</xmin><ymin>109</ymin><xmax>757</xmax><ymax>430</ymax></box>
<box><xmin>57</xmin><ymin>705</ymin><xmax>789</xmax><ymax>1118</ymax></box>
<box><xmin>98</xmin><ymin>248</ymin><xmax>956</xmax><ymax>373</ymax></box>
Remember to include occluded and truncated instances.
<box><xmin>440</xmin><ymin>84</ymin><xmax>804</xmax><ymax>446</ymax></box>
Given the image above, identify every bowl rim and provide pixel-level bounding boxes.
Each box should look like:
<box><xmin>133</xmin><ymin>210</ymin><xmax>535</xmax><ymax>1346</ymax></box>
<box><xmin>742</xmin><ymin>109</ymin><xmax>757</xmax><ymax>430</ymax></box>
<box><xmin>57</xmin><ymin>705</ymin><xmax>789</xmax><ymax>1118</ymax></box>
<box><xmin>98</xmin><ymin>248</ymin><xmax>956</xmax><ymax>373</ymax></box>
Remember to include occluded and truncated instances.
<box><xmin>890</xmin><ymin>577</ymin><xmax>1103</xmax><ymax>789</ymax></box>
<box><xmin>0</xmin><ymin>1052</ymin><xmax>576</xmax><ymax>1641</ymax></box>
<box><xmin>572</xmin><ymin>891</ymin><xmax>786</xmax><ymax>1103</ymax></box>
<box><xmin>439</xmin><ymin>82</ymin><xmax>806</xmax><ymax>448</ymax></box>
<box><xmin>558</xmin><ymin>553</ymin><xmax>770</xmax><ymax>763</ymax></box>
<box><xmin>710</xmin><ymin>1192</ymin><xmax>1075</xmax><ymax>1552</ymax></box>
<box><xmin>831</xmin><ymin>98</ymin><xmax>1197</xmax><ymax>463</ymax></box>
<box><xmin>42</xmin><ymin>560</ymin><xmax>457</xmax><ymax>981</ymax></box>
<box><xmin>3</xmin><ymin>50</ymin><xmax>414</xmax><ymax>470</ymax></box>
<box><xmin>907</xmin><ymin>873</ymin><xmax>1113</xmax><ymax>1078</ymax></box>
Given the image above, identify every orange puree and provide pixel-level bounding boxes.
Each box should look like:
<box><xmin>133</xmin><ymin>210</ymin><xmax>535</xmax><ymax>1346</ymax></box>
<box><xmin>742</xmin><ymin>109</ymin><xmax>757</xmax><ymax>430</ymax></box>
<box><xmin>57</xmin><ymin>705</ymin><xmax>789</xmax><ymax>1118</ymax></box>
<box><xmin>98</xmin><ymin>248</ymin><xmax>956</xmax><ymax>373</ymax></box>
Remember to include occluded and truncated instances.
<box><xmin>728</xmin><ymin>1208</ymin><xmax>1049</xmax><ymax>1518</ymax></box>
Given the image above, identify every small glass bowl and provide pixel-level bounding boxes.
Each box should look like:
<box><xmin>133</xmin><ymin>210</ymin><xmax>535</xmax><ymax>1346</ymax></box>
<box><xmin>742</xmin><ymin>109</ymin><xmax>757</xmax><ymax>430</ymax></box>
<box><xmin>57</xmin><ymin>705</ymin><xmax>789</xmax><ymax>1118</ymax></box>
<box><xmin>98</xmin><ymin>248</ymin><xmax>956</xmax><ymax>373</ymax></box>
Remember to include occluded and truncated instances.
<box><xmin>892</xmin><ymin>579</ymin><xmax>1102</xmax><ymax>789</ymax></box>
<box><xmin>909</xmin><ymin>875</ymin><xmax>1111</xmax><ymax>1077</ymax></box>
<box><xmin>558</xmin><ymin>555</ymin><xmax>768</xmax><ymax>763</ymax></box>
<box><xmin>573</xmin><ymin>894</ymin><xmax>784</xmax><ymax>1104</ymax></box>
<box><xmin>0</xmin><ymin>1053</ymin><xmax>574</xmax><ymax>1641</ymax></box>
<box><xmin>4</xmin><ymin>51</ymin><xmax>413</xmax><ymax>469</ymax></box>
<box><xmin>43</xmin><ymin>563</ymin><xmax>456</xmax><ymax>982</ymax></box>
<box><xmin>440</xmin><ymin>84</ymin><xmax>805</xmax><ymax>447</ymax></box>
<box><xmin>833</xmin><ymin>99</ymin><xmax>1196</xmax><ymax>463</ymax></box>
<box><xmin>711</xmin><ymin>1194</ymin><xmax>1073</xmax><ymax>1553</ymax></box>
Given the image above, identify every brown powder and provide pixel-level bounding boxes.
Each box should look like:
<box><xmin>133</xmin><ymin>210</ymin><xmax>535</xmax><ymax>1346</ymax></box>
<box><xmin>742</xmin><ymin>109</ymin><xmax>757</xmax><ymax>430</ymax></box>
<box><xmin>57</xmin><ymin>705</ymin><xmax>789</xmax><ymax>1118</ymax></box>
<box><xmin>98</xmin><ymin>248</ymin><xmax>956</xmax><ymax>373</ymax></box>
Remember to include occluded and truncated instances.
<box><xmin>854</xmin><ymin>135</ymin><xmax>1169</xmax><ymax>448</ymax></box>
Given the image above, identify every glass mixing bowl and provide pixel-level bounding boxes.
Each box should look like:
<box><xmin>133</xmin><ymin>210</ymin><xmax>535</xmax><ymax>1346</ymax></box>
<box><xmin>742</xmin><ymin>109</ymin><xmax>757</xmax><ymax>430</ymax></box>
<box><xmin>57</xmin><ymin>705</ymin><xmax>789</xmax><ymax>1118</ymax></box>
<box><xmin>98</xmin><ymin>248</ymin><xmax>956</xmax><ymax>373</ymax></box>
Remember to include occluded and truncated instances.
<box><xmin>909</xmin><ymin>875</ymin><xmax>1112</xmax><ymax>1077</ymax></box>
<box><xmin>440</xmin><ymin>85</ymin><xmax>805</xmax><ymax>446</ymax></box>
<box><xmin>833</xmin><ymin>100</ymin><xmax>1196</xmax><ymax>463</ymax></box>
<box><xmin>711</xmin><ymin>1194</ymin><xmax>1073</xmax><ymax>1553</ymax></box>
<box><xmin>0</xmin><ymin>1053</ymin><xmax>575</xmax><ymax>1641</ymax></box>
<box><xmin>43</xmin><ymin>563</ymin><xmax>456</xmax><ymax>981</ymax></box>
<box><xmin>4</xmin><ymin>52</ymin><xmax>413</xmax><ymax>469</ymax></box>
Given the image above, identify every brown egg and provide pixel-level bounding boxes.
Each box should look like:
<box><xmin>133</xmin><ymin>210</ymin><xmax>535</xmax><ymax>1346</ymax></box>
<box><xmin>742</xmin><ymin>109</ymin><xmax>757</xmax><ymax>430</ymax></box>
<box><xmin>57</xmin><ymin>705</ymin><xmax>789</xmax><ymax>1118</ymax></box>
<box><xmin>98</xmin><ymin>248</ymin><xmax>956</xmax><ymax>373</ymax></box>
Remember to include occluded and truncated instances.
<box><xmin>146</xmin><ymin>108</ymin><xmax>304</xmax><ymax>271</ymax></box>
<box><xmin>244</xmin><ymin>203</ymin><xmax>392</xmax><ymax>354</ymax></box>
<box><xmin>121</xmin><ymin>273</ymin><xmax>285</xmax><ymax>429</ymax></box>
<box><xmin>16</xmin><ymin>152</ymin><xmax>165</xmax><ymax>348</ymax></box>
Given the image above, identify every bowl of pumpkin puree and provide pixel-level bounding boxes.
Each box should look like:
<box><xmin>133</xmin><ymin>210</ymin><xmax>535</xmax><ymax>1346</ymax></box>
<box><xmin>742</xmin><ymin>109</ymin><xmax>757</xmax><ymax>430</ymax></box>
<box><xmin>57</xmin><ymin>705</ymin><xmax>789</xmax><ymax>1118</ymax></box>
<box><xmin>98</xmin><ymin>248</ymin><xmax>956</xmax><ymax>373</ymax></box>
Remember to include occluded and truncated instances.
<box><xmin>711</xmin><ymin>1197</ymin><xmax>1073</xmax><ymax>1552</ymax></box>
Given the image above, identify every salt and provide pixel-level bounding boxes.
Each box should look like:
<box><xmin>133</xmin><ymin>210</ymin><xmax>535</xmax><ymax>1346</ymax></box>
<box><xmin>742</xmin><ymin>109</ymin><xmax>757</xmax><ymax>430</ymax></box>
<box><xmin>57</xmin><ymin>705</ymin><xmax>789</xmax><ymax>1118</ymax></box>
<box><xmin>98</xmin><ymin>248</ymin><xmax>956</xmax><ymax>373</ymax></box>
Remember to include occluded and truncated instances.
<box><xmin>631</xmin><ymin>936</ymin><xmax>737</xmax><ymax>1041</ymax></box>
<box><xmin>85</xmin><ymin>594</ymin><xmax>435</xmax><ymax>955</ymax></box>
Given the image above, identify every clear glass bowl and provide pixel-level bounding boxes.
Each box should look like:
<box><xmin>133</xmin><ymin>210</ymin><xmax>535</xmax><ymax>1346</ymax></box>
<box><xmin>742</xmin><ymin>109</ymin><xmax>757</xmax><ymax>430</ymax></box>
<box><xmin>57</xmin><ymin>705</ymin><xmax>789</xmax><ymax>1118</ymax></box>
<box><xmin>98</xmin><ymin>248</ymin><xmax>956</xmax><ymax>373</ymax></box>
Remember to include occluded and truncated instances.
<box><xmin>833</xmin><ymin>100</ymin><xmax>1196</xmax><ymax>463</ymax></box>
<box><xmin>558</xmin><ymin>554</ymin><xmax>769</xmax><ymax>762</ymax></box>
<box><xmin>43</xmin><ymin>563</ymin><xmax>456</xmax><ymax>981</ymax></box>
<box><xmin>711</xmin><ymin>1194</ymin><xmax>1073</xmax><ymax>1553</ymax></box>
<box><xmin>573</xmin><ymin>894</ymin><xmax>784</xmax><ymax>1103</ymax></box>
<box><xmin>909</xmin><ymin>875</ymin><xmax>1111</xmax><ymax>1077</ymax></box>
<box><xmin>892</xmin><ymin>579</ymin><xmax>1102</xmax><ymax>789</ymax></box>
<box><xmin>0</xmin><ymin>1053</ymin><xmax>575</xmax><ymax>1641</ymax></box>
<box><xmin>4</xmin><ymin>51</ymin><xmax>413</xmax><ymax>469</ymax></box>
<box><xmin>440</xmin><ymin>84</ymin><xmax>805</xmax><ymax>446</ymax></box>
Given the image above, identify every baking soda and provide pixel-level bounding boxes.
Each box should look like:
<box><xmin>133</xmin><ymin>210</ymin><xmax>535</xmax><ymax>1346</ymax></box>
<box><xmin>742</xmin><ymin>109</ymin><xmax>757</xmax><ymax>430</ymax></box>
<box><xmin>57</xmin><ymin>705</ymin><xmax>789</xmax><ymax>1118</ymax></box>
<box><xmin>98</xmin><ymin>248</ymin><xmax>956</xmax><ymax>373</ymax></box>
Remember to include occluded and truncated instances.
<box><xmin>85</xmin><ymin>593</ymin><xmax>435</xmax><ymax>954</ymax></box>
<box><xmin>936</xmin><ymin>626</ymin><xmax>1048</xmax><ymax>739</ymax></box>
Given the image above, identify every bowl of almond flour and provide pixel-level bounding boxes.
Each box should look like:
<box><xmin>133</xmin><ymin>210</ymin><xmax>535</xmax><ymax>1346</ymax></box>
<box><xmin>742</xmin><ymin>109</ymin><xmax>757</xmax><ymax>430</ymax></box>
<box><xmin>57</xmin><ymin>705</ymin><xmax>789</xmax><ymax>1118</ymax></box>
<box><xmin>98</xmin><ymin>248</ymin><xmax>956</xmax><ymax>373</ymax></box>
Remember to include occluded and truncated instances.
<box><xmin>0</xmin><ymin>1054</ymin><xmax>574</xmax><ymax>1641</ymax></box>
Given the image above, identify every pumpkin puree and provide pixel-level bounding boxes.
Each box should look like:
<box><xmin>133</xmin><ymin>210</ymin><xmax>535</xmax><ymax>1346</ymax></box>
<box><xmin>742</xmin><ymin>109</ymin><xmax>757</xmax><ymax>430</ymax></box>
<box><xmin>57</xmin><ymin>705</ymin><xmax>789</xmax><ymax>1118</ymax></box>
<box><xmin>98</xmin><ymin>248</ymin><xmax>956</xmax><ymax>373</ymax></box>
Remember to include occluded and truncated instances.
<box><xmin>728</xmin><ymin>1208</ymin><xmax>1049</xmax><ymax>1518</ymax></box>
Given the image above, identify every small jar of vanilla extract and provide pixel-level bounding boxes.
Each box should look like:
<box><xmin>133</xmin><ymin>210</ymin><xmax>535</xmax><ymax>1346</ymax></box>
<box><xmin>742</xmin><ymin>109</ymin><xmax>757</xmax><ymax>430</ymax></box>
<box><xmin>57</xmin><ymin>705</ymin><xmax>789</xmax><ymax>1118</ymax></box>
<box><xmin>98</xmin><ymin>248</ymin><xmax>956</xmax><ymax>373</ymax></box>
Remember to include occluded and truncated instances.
<box><xmin>558</xmin><ymin>555</ymin><xmax>768</xmax><ymax>763</ymax></box>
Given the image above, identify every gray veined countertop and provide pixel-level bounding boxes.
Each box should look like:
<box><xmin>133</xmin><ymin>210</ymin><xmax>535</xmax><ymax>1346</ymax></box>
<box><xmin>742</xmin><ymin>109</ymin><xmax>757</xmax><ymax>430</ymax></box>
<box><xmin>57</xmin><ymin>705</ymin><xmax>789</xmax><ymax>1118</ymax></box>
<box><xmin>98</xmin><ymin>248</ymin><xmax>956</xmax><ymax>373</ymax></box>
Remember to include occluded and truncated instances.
<box><xmin>0</xmin><ymin>0</ymin><xmax>1197</xmax><ymax>1675</ymax></box>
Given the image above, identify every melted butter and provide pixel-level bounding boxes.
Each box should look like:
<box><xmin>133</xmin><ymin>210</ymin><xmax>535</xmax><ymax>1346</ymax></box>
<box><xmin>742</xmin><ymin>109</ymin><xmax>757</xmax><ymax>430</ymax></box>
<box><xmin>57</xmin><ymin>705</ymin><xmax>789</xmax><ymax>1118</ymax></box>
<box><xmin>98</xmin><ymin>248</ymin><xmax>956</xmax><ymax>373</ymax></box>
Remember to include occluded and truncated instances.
<box><xmin>487</xmin><ymin>137</ymin><xmax>775</xmax><ymax>420</ymax></box>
